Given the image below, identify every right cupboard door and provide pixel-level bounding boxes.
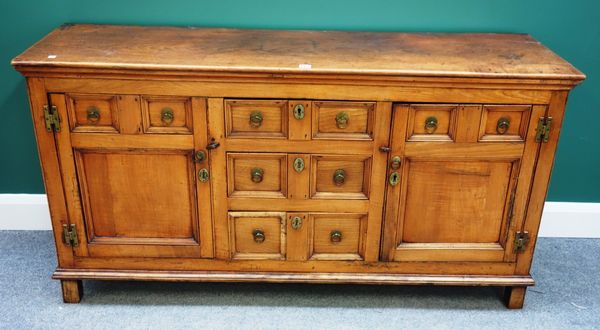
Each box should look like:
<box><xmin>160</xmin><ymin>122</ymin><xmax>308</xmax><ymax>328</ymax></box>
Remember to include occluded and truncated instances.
<box><xmin>381</xmin><ymin>103</ymin><xmax>545</xmax><ymax>263</ymax></box>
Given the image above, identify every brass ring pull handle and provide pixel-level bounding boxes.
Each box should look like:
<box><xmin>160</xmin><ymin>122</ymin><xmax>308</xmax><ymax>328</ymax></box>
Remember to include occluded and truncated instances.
<box><xmin>333</xmin><ymin>169</ymin><xmax>346</xmax><ymax>186</ymax></box>
<box><xmin>252</xmin><ymin>229</ymin><xmax>265</xmax><ymax>243</ymax></box>
<box><xmin>86</xmin><ymin>106</ymin><xmax>100</xmax><ymax>124</ymax></box>
<box><xmin>425</xmin><ymin>116</ymin><xmax>438</xmax><ymax>134</ymax></box>
<box><xmin>496</xmin><ymin>117</ymin><xmax>511</xmax><ymax>135</ymax></box>
<box><xmin>336</xmin><ymin>112</ymin><xmax>349</xmax><ymax>129</ymax></box>
<box><xmin>251</xmin><ymin>167</ymin><xmax>264</xmax><ymax>183</ymax></box>
<box><xmin>161</xmin><ymin>107</ymin><xmax>174</xmax><ymax>125</ymax></box>
<box><xmin>249</xmin><ymin>111</ymin><xmax>263</xmax><ymax>128</ymax></box>
<box><xmin>330</xmin><ymin>230</ymin><xmax>342</xmax><ymax>243</ymax></box>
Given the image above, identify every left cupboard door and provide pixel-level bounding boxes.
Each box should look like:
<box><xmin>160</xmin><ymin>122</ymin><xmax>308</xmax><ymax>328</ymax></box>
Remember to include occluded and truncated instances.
<box><xmin>50</xmin><ymin>93</ymin><xmax>213</xmax><ymax>258</ymax></box>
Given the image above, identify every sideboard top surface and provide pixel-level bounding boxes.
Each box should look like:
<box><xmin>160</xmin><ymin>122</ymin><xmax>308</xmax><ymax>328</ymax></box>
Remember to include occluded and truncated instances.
<box><xmin>12</xmin><ymin>24</ymin><xmax>584</xmax><ymax>81</ymax></box>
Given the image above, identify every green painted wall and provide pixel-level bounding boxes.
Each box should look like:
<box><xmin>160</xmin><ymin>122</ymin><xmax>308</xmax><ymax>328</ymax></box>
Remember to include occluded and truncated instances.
<box><xmin>1</xmin><ymin>0</ymin><xmax>598</xmax><ymax>202</ymax></box>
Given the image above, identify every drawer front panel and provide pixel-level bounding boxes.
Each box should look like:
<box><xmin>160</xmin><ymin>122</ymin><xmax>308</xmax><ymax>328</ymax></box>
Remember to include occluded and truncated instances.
<box><xmin>227</xmin><ymin>153</ymin><xmax>288</xmax><ymax>198</ymax></box>
<box><xmin>141</xmin><ymin>96</ymin><xmax>193</xmax><ymax>134</ymax></box>
<box><xmin>406</xmin><ymin>104</ymin><xmax>457</xmax><ymax>141</ymax></box>
<box><xmin>310</xmin><ymin>213</ymin><xmax>367</xmax><ymax>260</ymax></box>
<box><xmin>311</xmin><ymin>155</ymin><xmax>371</xmax><ymax>199</ymax></box>
<box><xmin>225</xmin><ymin>99</ymin><xmax>288</xmax><ymax>138</ymax></box>
<box><xmin>479</xmin><ymin>105</ymin><xmax>531</xmax><ymax>142</ymax></box>
<box><xmin>66</xmin><ymin>93</ymin><xmax>119</xmax><ymax>133</ymax></box>
<box><xmin>228</xmin><ymin>212</ymin><xmax>286</xmax><ymax>260</ymax></box>
<box><xmin>313</xmin><ymin>101</ymin><xmax>374</xmax><ymax>140</ymax></box>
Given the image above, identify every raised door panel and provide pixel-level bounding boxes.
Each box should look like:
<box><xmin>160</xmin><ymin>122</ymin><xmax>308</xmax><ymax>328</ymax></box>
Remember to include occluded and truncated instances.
<box><xmin>51</xmin><ymin>93</ymin><xmax>209</xmax><ymax>258</ymax></box>
<box><xmin>393</xmin><ymin>159</ymin><xmax>517</xmax><ymax>262</ymax></box>
<box><xmin>76</xmin><ymin>151</ymin><xmax>197</xmax><ymax>241</ymax></box>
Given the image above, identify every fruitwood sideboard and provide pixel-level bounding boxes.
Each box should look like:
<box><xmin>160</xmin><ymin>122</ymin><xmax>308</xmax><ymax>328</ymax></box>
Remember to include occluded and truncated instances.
<box><xmin>12</xmin><ymin>24</ymin><xmax>584</xmax><ymax>308</ymax></box>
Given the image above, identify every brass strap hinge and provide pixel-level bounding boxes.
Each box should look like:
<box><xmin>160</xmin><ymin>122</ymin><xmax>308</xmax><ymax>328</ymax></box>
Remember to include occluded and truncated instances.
<box><xmin>43</xmin><ymin>105</ymin><xmax>61</xmax><ymax>132</ymax></box>
<box><xmin>535</xmin><ymin>117</ymin><xmax>552</xmax><ymax>143</ymax></box>
<box><xmin>514</xmin><ymin>231</ymin><xmax>530</xmax><ymax>253</ymax></box>
<box><xmin>62</xmin><ymin>224</ymin><xmax>79</xmax><ymax>247</ymax></box>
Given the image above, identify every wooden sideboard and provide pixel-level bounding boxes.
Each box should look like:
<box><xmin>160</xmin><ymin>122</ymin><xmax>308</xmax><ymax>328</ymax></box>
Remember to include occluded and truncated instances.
<box><xmin>12</xmin><ymin>24</ymin><xmax>584</xmax><ymax>308</ymax></box>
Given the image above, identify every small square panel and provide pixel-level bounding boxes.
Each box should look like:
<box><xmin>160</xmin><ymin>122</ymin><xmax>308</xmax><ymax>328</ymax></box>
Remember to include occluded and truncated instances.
<box><xmin>142</xmin><ymin>96</ymin><xmax>192</xmax><ymax>134</ymax></box>
<box><xmin>311</xmin><ymin>155</ymin><xmax>371</xmax><ymax>200</ymax></box>
<box><xmin>310</xmin><ymin>213</ymin><xmax>366</xmax><ymax>260</ymax></box>
<box><xmin>406</xmin><ymin>104</ymin><xmax>458</xmax><ymax>141</ymax></box>
<box><xmin>227</xmin><ymin>153</ymin><xmax>288</xmax><ymax>198</ymax></box>
<box><xmin>312</xmin><ymin>101</ymin><xmax>374</xmax><ymax>140</ymax></box>
<box><xmin>479</xmin><ymin>105</ymin><xmax>531</xmax><ymax>142</ymax></box>
<box><xmin>225</xmin><ymin>99</ymin><xmax>288</xmax><ymax>138</ymax></box>
<box><xmin>228</xmin><ymin>212</ymin><xmax>286</xmax><ymax>260</ymax></box>
<box><xmin>66</xmin><ymin>93</ymin><xmax>119</xmax><ymax>133</ymax></box>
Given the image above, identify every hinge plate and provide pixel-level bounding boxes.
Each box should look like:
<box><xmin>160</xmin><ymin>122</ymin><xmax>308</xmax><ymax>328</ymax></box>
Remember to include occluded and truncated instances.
<box><xmin>43</xmin><ymin>105</ymin><xmax>61</xmax><ymax>132</ymax></box>
<box><xmin>62</xmin><ymin>224</ymin><xmax>79</xmax><ymax>247</ymax></box>
<box><xmin>535</xmin><ymin>117</ymin><xmax>552</xmax><ymax>143</ymax></box>
<box><xmin>513</xmin><ymin>231</ymin><xmax>530</xmax><ymax>253</ymax></box>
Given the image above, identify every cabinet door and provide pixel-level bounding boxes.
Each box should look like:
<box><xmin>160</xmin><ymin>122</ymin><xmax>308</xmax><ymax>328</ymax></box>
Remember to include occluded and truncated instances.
<box><xmin>381</xmin><ymin>104</ymin><xmax>544</xmax><ymax>262</ymax></box>
<box><xmin>51</xmin><ymin>93</ymin><xmax>213</xmax><ymax>258</ymax></box>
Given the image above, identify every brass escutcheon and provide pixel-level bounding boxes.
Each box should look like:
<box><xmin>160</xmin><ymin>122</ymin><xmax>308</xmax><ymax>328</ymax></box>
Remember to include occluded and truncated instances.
<box><xmin>336</xmin><ymin>112</ymin><xmax>349</xmax><ymax>129</ymax></box>
<box><xmin>249</xmin><ymin>111</ymin><xmax>263</xmax><ymax>127</ymax></box>
<box><xmin>251</xmin><ymin>167</ymin><xmax>264</xmax><ymax>183</ymax></box>
<box><xmin>333</xmin><ymin>169</ymin><xmax>346</xmax><ymax>186</ymax></box>
<box><xmin>330</xmin><ymin>230</ymin><xmax>342</xmax><ymax>243</ymax></box>
<box><xmin>253</xmin><ymin>229</ymin><xmax>265</xmax><ymax>243</ymax></box>
<box><xmin>161</xmin><ymin>107</ymin><xmax>174</xmax><ymax>125</ymax></box>
<box><xmin>389</xmin><ymin>172</ymin><xmax>400</xmax><ymax>186</ymax></box>
<box><xmin>291</xmin><ymin>216</ymin><xmax>303</xmax><ymax>230</ymax></box>
<box><xmin>293</xmin><ymin>157</ymin><xmax>305</xmax><ymax>173</ymax></box>
<box><xmin>425</xmin><ymin>116</ymin><xmax>438</xmax><ymax>134</ymax></box>
<box><xmin>293</xmin><ymin>104</ymin><xmax>305</xmax><ymax>120</ymax></box>
<box><xmin>86</xmin><ymin>106</ymin><xmax>100</xmax><ymax>124</ymax></box>
<box><xmin>198</xmin><ymin>168</ymin><xmax>209</xmax><ymax>182</ymax></box>
<box><xmin>496</xmin><ymin>117</ymin><xmax>511</xmax><ymax>135</ymax></box>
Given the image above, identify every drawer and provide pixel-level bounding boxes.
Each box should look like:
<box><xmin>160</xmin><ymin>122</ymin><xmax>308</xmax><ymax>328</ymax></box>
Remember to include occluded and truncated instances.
<box><xmin>479</xmin><ymin>105</ymin><xmax>531</xmax><ymax>142</ymax></box>
<box><xmin>225</xmin><ymin>99</ymin><xmax>288</xmax><ymax>138</ymax></box>
<box><xmin>66</xmin><ymin>93</ymin><xmax>119</xmax><ymax>133</ymax></box>
<box><xmin>141</xmin><ymin>96</ymin><xmax>192</xmax><ymax>134</ymax></box>
<box><xmin>312</xmin><ymin>101</ymin><xmax>374</xmax><ymax>140</ymax></box>
<box><xmin>227</xmin><ymin>153</ymin><xmax>288</xmax><ymax>198</ymax></box>
<box><xmin>311</xmin><ymin>155</ymin><xmax>371</xmax><ymax>199</ymax></box>
<box><xmin>228</xmin><ymin>212</ymin><xmax>286</xmax><ymax>260</ymax></box>
<box><xmin>406</xmin><ymin>104</ymin><xmax>458</xmax><ymax>141</ymax></box>
<box><xmin>310</xmin><ymin>213</ymin><xmax>367</xmax><ymax>260</ymax></box>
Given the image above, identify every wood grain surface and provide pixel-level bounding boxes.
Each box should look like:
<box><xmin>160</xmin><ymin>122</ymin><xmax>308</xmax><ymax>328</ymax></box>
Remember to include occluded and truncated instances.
<box><xmin>12</xmin><ymin>24</ymin><xmax>584</xmax><ymax>81</ymax></box>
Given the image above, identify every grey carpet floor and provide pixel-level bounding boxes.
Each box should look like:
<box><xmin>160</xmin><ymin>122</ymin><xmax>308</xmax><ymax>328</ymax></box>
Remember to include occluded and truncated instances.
<box><xmin>0</xmin><ymin>231</ymin><xmax>598</xmax><ymax>329</ymax></box>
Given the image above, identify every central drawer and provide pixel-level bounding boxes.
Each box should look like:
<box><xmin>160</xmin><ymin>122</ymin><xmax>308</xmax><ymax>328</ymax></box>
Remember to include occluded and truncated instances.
<box><xmin>214</xmin><ymin>98</ymin><xmax>389</xmax><ymax>262</ymax></box>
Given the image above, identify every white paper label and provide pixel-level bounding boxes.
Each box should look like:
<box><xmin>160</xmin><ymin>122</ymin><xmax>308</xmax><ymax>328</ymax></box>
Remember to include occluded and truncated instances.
<box><xmin>47</xmin><ymin>54</ymin><xmax>57</xmax><ymax>59</ymax></box>
<box><xmin>298</xmin><ymin>63</ymin><xmax>312</xmax><ymax>69</ymax></box>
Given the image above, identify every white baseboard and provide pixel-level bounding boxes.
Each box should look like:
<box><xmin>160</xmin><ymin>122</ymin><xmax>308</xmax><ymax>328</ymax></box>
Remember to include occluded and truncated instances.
<box><xmin>0</xmin><ymin>194</ymin><xmax>599</xmax><ymax>237</ymax></box>
<box><xmin>0</xmin><ymin>194</ymin><xmax>53</xmax><ymax>230</ymax></box>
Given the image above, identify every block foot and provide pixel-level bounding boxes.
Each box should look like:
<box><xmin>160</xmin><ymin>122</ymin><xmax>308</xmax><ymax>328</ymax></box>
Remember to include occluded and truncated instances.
<box><xmin>504</xmin><ymin>286</ymin><xmax>526</xmax><ymax>309</ymax></box>
<box><xmin>61</xmin><ymin>280</ymin><xmax>83</xmax><ymax>303</ymax></box>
